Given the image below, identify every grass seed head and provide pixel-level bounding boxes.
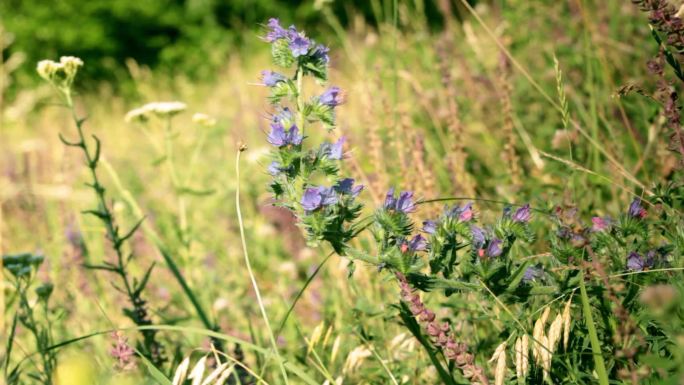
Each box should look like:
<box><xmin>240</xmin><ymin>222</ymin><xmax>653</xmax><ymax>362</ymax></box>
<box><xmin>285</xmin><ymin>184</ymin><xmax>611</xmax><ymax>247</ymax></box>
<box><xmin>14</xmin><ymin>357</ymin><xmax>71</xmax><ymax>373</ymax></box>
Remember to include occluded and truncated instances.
<box><xmin>331</xmin><ymin>335</ymin><xmax>342</xmax><ymax>363</ymax></box>
<box><xmin>548</xmin><ymin>313</ymin><xmax>564</xmax><ymax>353</ymax></box>
<box><xmin>562</xmin><ymin>297</ymin><xmax>572</xmax><ymax>349</ymax></box>
<box><xmin>489</xmin><ymin>341</ymin><xmax>507</xmax><ymax>385</ymax></box>
<box><xmin>343</xmin><ymin>345</ymin><xmax>372</xmax><ymax>374</ymax></box>
<box><xmin>172</xmin><ymin>357</ymin><xmax>191</xmax><ymax>385</ymax></box>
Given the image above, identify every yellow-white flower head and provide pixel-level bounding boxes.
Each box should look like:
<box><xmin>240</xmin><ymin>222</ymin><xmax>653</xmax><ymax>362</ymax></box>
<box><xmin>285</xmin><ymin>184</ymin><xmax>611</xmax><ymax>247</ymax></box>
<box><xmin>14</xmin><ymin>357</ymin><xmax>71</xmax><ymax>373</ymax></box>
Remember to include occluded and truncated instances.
<box><xmin>36</xmin><ymin>56</ymin><xmax>83</xmax><ymax>88</ymax></box>
<box><xmin>149</xmin><ymin>101</ymin><xmax>187</xmax><ymax>117</ymax></box>
<box><xmin>124</xmin><ymin>106</ymin><xmax>152</xmax><ymax>123</ymax></box>
<box><xmin>192</xmin><ymin>112</ymin><xmax>217</xmax><ymax>127</ymax></box>
<box><xmin>36</xmin><ymin>60</ymin><xmax>61</xmax><ymax>81</ymax></box>
<box><xmin>124</xmin><ymin>101</ymin><xmax>187</xmax><ymax>123</ymax></box>
<box><xmin>60</xmin><ymin>56</ymin><xmax>84</xmax><ymax>78</ymax></box>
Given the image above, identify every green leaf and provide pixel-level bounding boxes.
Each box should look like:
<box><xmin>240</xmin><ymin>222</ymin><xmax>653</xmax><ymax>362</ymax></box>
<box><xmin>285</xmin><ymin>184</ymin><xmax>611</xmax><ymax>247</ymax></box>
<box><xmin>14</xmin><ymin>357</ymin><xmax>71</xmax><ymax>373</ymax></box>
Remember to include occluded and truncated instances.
<box><xmin>137</xmin><ymin>350</ymin><xmax>172</xmax><ymax>385</ymax></box>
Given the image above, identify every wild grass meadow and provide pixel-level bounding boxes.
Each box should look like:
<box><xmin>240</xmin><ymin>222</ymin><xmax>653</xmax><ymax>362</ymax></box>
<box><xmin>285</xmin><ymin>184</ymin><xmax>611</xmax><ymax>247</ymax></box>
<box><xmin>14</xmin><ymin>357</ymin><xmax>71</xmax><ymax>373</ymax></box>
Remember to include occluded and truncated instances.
<box><xmin>2</xmin><ymin>1</ymin><xmax>684</xmax><ymax>384</ymax></box>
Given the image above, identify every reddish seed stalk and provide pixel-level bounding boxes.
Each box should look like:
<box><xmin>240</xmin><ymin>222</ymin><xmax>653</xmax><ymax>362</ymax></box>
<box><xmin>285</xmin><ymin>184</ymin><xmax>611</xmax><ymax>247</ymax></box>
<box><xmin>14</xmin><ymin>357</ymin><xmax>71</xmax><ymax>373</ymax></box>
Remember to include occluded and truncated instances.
<box><xmin>396</xmin><ymin>272</ymin><xmax>490</xmax><ymax>385</ymax></box>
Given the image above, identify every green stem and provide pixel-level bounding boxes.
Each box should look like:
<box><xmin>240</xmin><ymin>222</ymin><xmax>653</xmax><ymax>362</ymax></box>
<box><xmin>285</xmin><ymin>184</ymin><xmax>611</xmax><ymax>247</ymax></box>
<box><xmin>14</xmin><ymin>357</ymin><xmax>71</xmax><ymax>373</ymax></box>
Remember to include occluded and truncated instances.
<box><xmin>578</xmin><ymin>270</ymin><xmax>609</xmax><ymax>385</ymax></box>
<box><xmin>235</xmin><ymin>148</ymin><xmax>289</xmax><ymax>384</ymax></box>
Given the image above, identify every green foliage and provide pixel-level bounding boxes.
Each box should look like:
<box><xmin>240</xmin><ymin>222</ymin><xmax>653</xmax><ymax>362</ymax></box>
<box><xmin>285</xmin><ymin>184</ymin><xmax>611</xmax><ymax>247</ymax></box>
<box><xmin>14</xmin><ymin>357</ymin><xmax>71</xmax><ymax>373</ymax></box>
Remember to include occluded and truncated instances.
<box><xmin>3</xmin><ymin>252</ymin><xmax>57</xmax><ymax>385</ymax></box>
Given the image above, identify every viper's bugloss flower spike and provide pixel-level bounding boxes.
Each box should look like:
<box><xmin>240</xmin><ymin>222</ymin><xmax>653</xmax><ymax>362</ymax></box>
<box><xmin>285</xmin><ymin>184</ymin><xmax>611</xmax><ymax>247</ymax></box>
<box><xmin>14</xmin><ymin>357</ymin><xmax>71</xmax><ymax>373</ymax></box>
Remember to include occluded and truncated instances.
<box><xmin>628</xmin><ymin>198</ymin><xmax>647</xmax><ymax>218</ymax></box>
<box><xmin>459</xmin><ymin>203</ymin><xmax>474</xmax><ymax>221</ymax></box>
<box><xmin>423</xmin><ymin>220</ymin><xmax>438</xmax><ymax>234</ymax></box>
<box><xmin>311</xmin><ymin>43</ymin><xmax>330</xmax><ymax>63</ymax></box>
<box><xmin>319</xmin><ymin>86</ymin><xmax>344</xmax><ymax>107</ymax></box>
<box><xmin>626</xmin><ymin>251</ymin><xmax>653</xmax><ymax>271</ymax></box>
<box><xmin>327</xmin><ymin>136</ymin><xmax>346</xmax><ymax>160</ymax></box>
<box><xmin>333</xmin><ymin>178</ymin><xmax>363</xmax><ymax>197</ymax></box>
<box><xmin>471</xmin><ymin>225</ymin><xmax>486</xmax><ymax>249</ymax></box>
<box><xmin>512</xmin><ymin>203</ymin><xmax>531</xmax><ymax>223</ymax></box>
<box><xmin>408</xmin><ymin>234</ymin><xmax>427</xmax><ymax>252</ymax></box>
<box><xmin>267</xmin><ymin>122</ymin><xmax>302</xmax><ymax>147</ymax></box>
<box><xmin>301</xmin><ymin>186</ymin><xmax>338</xmax><ymax>212</ymax></box>
<box><xmin>268</xmin><ymin>161</ymin><xmax>284</xmax><ymax>176</ymax></box>
<box><xmin>261</xmin><ymin>70</ymin><xmax>288</xmax><ymax>87</ymax></box>
<box><xmin>289</xmin><ymin>34</ymin><xmax>311</xmax><ymax>57</ymax></box>
<box><xmin>396</xmin><ymin>191</ymin><xmax>416</xmax><ymax>213</ymax></box>
<box><xmin>522</xmin><ymin>266</ymin><xmax>542</xmax><ymax>283</ymax></box>
<box><xmin>486</xmin><ymin>238</ymin><xmax>503</xmax><ymax>258</ymax></box>
<box><xmin>273</xmin><ymin>107</ymin><xmax>295</xmax><ymax>127</ymax></box>
<box><xmin>264</xmin><ymin>18</ymin><xmax>288</xmax><ymax>42</ymax></box>
<box><xmin>384</xmin><ymin>187</ymin><xmax>397</xmax><ymax>209</ymax></box>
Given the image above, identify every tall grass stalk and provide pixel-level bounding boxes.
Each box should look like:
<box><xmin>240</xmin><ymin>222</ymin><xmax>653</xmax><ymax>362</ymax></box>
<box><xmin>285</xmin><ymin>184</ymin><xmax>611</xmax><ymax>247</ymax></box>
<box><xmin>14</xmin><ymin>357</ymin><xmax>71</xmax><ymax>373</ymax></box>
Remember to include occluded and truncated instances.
<box><xmin>578</xmin><ymin>270</ymin><xmax>609</xmax><ymax>385</ymax></box>
<box><xmin>235</xmin><ymin>146</ymin><xmax>289</xmax><ymax>385</ymax></box>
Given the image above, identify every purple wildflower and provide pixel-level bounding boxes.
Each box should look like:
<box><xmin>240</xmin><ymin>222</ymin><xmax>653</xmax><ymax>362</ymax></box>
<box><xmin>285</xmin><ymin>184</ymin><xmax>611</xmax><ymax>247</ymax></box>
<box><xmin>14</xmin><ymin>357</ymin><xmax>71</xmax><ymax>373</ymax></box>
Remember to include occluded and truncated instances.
<box><xmin>319</xmin><ymin>86</ymin><xmax>343</xmax><ymax>107</ymax></box>
<box><xmin>325</xmin><ymin>136</ymin><xmax>346</xmax><ymax>160</ymax></box>
<box><xmin>301</xmin><ymin>188</ymin><xmax>322</xmax><ymax>211</ymax></box>
<box><xmin>423</xmin><ymin>220</ymin><xmax>438</xmax><ymax>234</ymax></box>
<box><xmin>459</xmin><ymin>203</ymin><xmax>474</xmax><ymax>222</ymax></box>
<box><xmin>301</xmin><ymin>186</ymin><xmax>338</xmax><ymax>212</ymax></box>
<box><xmin>260</xmin><ymin>70</ymin><xmax>287</xmax><ymax>86</ymax></box>
<box><xmin>512</xmin><ymin>204</ymin><xmax>531</xmax><ymax>223</ymax></box>
<box><xmin>628</xmin><ymin>198</ymin><xmax>647</xmax><ymax>219</ymax></box>
<box><xmin>289</xmin><ymin>34</ymin><xmax>311</xmax><ymax>57</ymax></box>
<box><xmin>267</xmin><ymin>161</ymin><xmax>283</xmax><ymax>176</ymax></box>
<box><xmin>396</xmin><ymin>191</ymin><xmax>416</xmax><ymax>213</ymax></box>
<box><xmin>442</xmin><ymin>204</ymin><xmax>473</xmax><ymax>221</ymax></box>
<box><xmin>626</xmin><ymin>251</ymin><xmax>648</xmax><ymax>272</ymax></box>
<box><xmin>384</xmin><ymin>188</ymin><xmax>416</xmax><ymax>213</ymax></box>
<box><xmin>311</xmin><ymin>43</ymin><xmax>330</xmax><ymax>63</ymax></box>
<box><xmin>522</xmin><ymin>267</ymin><xmax>542</xmax><ymax>283</ymax></box>
<box><xmin>267</xmin><ymin>122</ymin><xmax>302</xmax><ymax>147</ymax></box>
<box><xmin>485</xmin><ymin>238</ymin><xmax>503</xmax><ymax>258</ymax></box>
<box><xmin>471</xmin><ymin>226</ymin><xmax>486</xmax><ymax>250</ymax></box>
<box><xmin>273</xmin><ymin>107</ymin><xmax>295</xmax><ymax>126</ymax></box>
<box><xmin>408</xmin><ymin>234</ymin><xmax>428</xmax><ymax>252</ymax></box>
<box><xmin>591</xmin><ymin>216</ymin><xmax>611</xmax><ymax>232</ymax></box>
<box><xmin>384</xmin><ymin>187</ymin><xmax>397</xmax><ymax>210</ymax></box>
<box><xmin>265</xmin><ymin>18</ymin><xmax>288</xmax><ymax>42</ymax></box>
<box><xmin>334</xmin><ymin>178</ymin><xmax>363</xmax><ymax>198</ymax></box>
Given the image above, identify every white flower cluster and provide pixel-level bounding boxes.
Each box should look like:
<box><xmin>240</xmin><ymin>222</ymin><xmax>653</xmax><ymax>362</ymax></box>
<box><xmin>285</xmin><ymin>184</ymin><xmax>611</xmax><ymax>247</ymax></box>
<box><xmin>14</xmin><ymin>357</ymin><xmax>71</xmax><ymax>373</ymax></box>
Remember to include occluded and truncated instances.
<box><xmin>191</xmin><ymin>113</ymin><xmax>217</xmax><ymax>127</ymax></box>
<box><xmin>36</xmin><ymin>56</ymin><xmax>84</xmax><ymax>87</ymax></box>
<box><xmin>124</xmin><ymin>101</ymin><xmax>188</xmax><ymax>123</ymax></box>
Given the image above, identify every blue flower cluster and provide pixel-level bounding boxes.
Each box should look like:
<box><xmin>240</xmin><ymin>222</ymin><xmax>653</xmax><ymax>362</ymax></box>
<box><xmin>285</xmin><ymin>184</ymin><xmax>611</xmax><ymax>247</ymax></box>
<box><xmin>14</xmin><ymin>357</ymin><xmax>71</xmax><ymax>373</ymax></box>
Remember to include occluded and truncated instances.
<box><xmin>260</xmin><ymin>19</ymin><xmax>362</xmax><ymax>253</ymax></box>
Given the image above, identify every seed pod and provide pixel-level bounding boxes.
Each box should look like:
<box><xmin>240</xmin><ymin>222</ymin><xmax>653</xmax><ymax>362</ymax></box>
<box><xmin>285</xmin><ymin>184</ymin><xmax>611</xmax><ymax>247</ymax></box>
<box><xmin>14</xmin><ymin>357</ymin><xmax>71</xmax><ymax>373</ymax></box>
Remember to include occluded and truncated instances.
<box><xmin>562</xmin><ymin>297</ymin><xmax>572</xmax><ymax>349</ymax></box>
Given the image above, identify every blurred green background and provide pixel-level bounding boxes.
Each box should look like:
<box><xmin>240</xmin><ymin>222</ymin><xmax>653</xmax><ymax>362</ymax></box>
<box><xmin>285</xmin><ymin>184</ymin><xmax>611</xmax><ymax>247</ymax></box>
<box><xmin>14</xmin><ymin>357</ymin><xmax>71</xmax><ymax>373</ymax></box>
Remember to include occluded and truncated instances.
<box><xmin>1</xmin><ymin>0</ymin><xmax>463</xmax><ymax>90</ymax></box>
